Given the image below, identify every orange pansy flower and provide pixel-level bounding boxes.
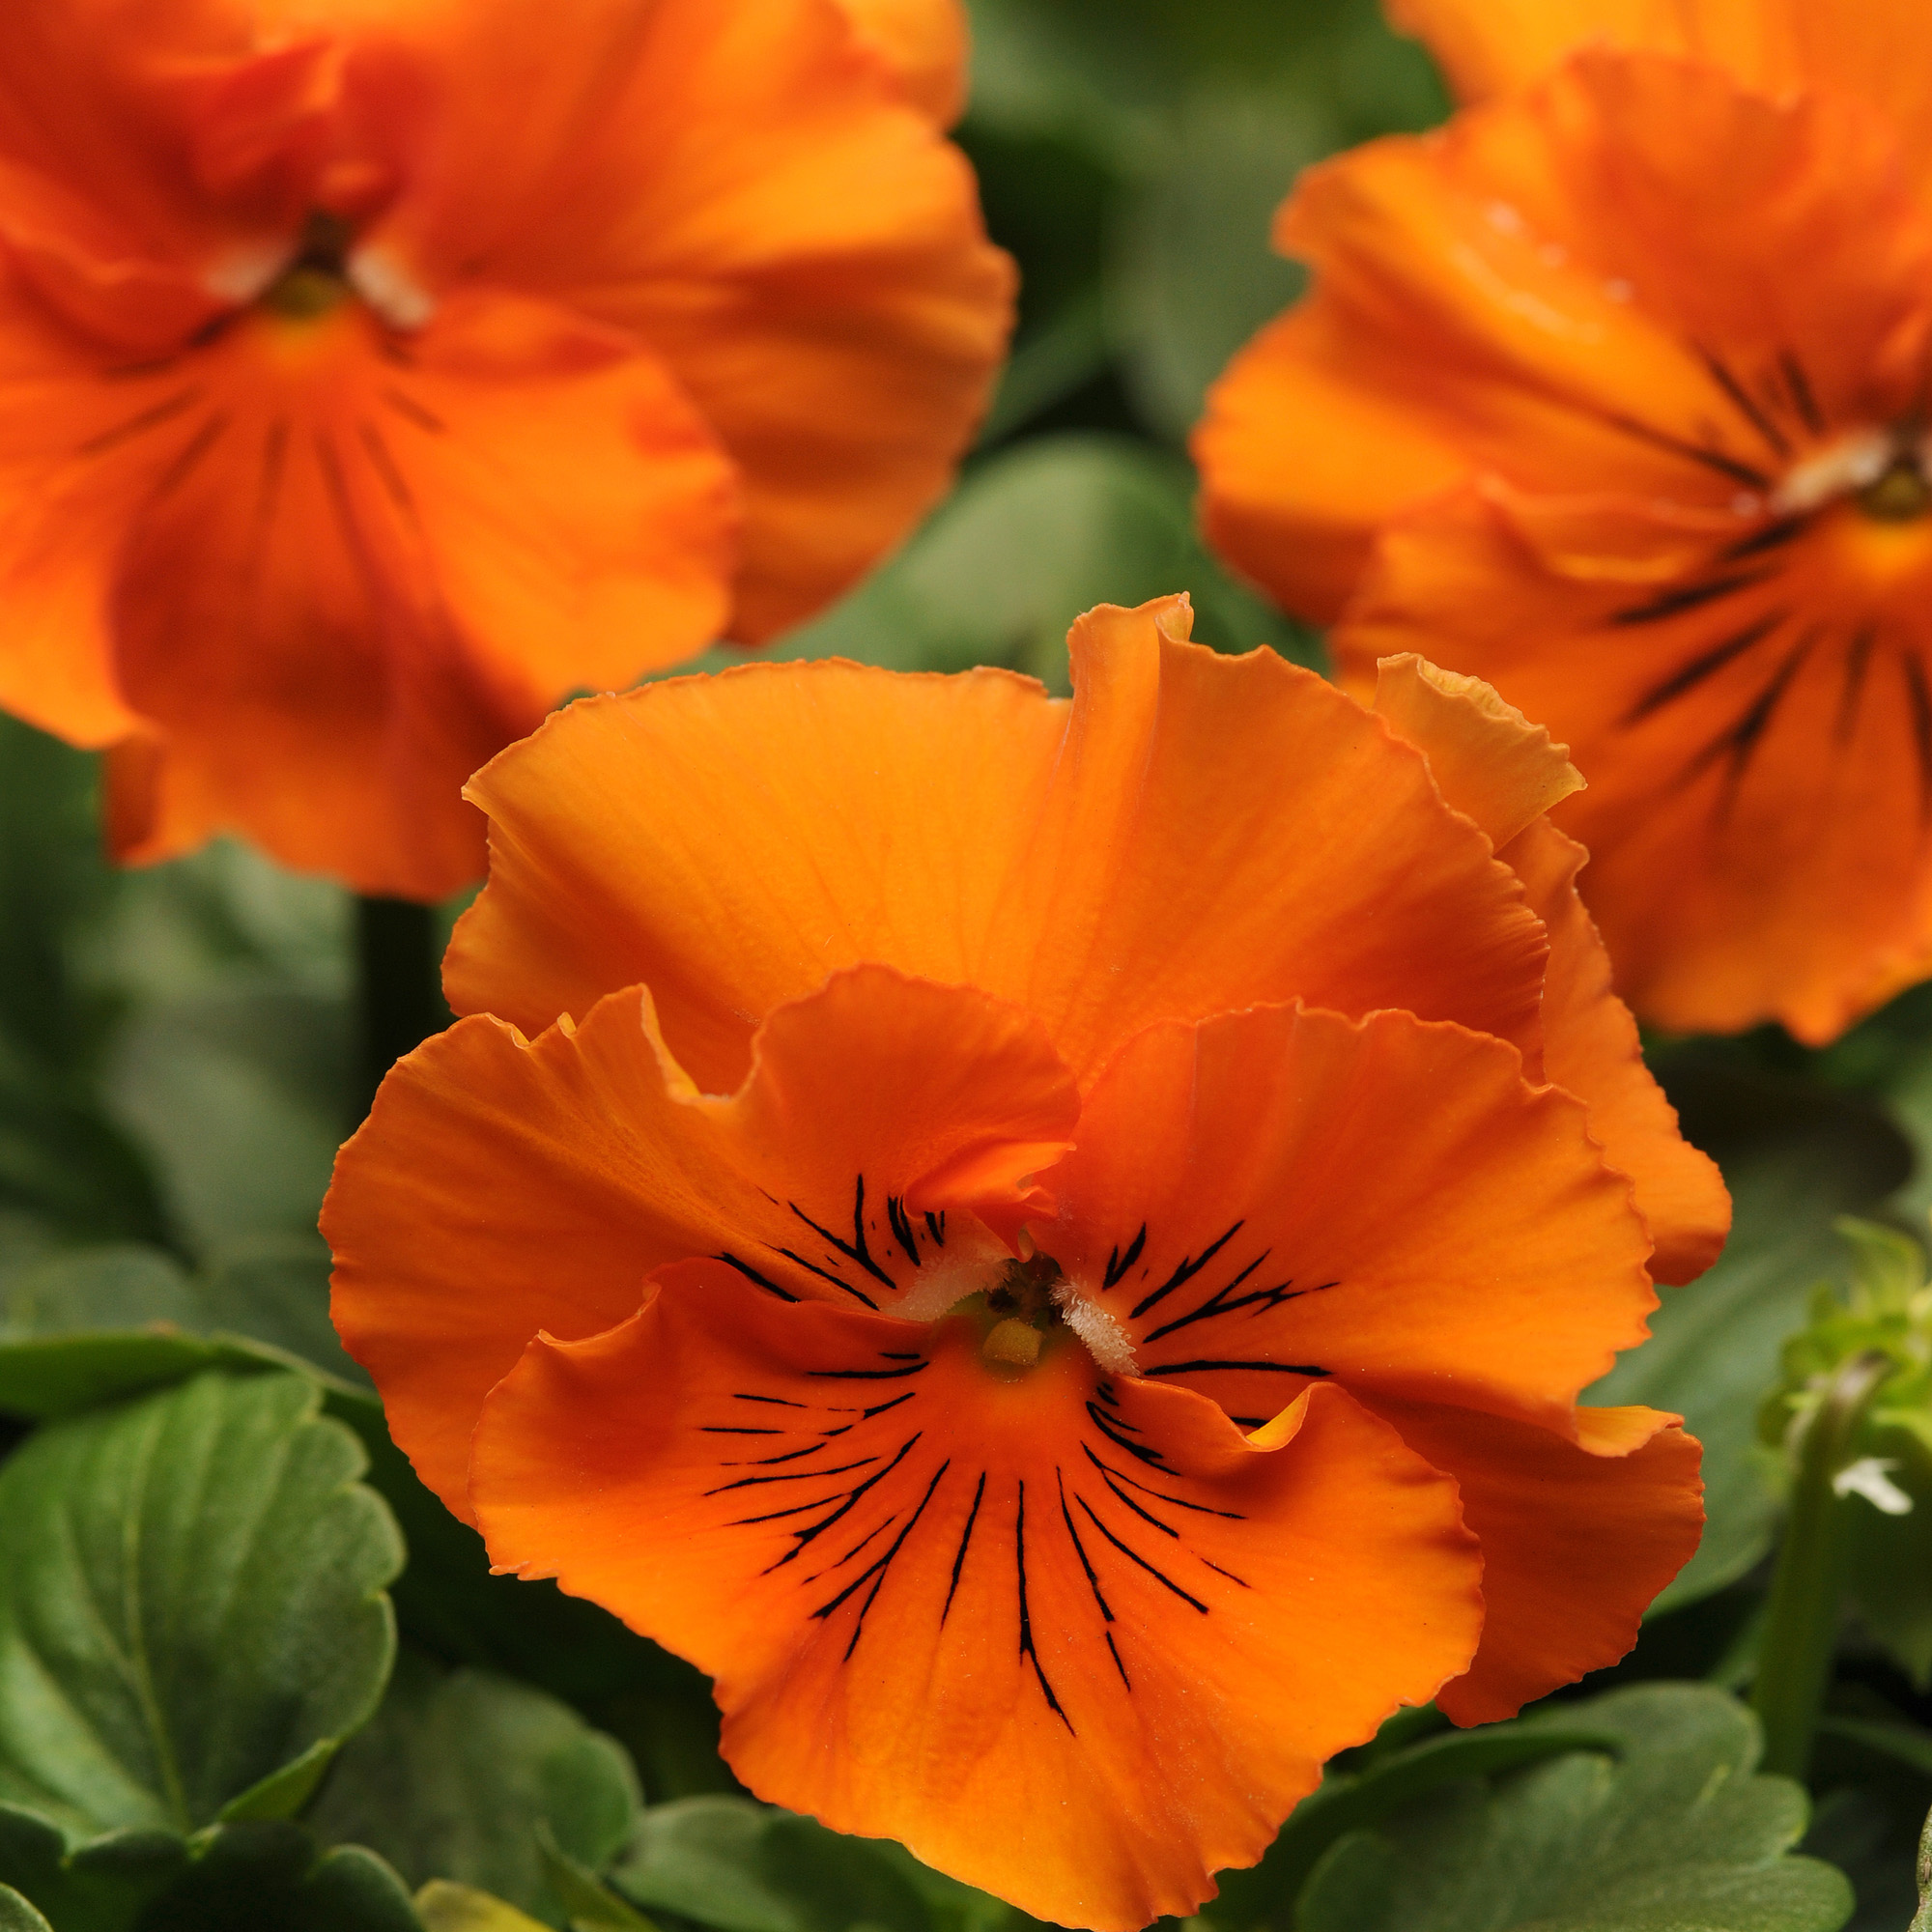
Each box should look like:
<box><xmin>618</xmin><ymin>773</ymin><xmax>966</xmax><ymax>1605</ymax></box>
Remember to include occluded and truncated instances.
<box><xmin>327</xmin><ymin>598</ymin><xmax>1722</xmax><ymax>1928</ymax></box>
<box><xmin>1195</xmin><ymin>23</ymin><xmax>1932</xmax><ymax>1040</ymax></box>
<box><xmin>0</xmin><ymin>0</ymin><xmax>1009</xmax><ymax>898</ymax></box>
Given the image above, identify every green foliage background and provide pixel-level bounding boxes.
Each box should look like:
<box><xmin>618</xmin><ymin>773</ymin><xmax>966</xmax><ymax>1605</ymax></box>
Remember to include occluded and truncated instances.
<box><xmin>0</xmin><ymin>1</ymin><xmax>1927</xmax><ymax>1927</ymax></box>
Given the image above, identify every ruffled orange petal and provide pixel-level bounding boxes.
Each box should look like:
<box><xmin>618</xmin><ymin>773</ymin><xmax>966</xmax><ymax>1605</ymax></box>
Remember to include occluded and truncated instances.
<box><xmin>1338</xmin><ymin>480</ymin><xmax>1932</xmax><ymax>1039</ymax></box>
<box><xmin>469</xmin><ymin>1269</ymin><xmax>1482</xmax><ymax>1930</ymax></box>
<box><xmin>832</xmin><ymin>0</ymin><xmax>969</xmax><ymax>124</ymax></box>
<box><xmin>1195</xmin><ymin>53</ymin><xmax>1932</xmax><ymax>628</ymax></box>
<box><xmin>69</xmin><ymin>289</ymin><xmax>733</xmax><ymax>898</ymax></box>
<box><xmin>1359</xmin><ymin>1395</ymin><xmax>1703</xmax><ymax>1724</ymax></box>
<box><xmin>447</xmin><ymin>662</ymin><xmax>1070</xmax><ymax>1090</ymax></box>
<box><xmin>1045</xmin><ymin>1002</ymin><xmax>1658</xmax><ymax>1439</ymax></box>
<box><xmin>451</xmin><ymin>596</ymin><xmax>1552</xmax><ymax>1090</ymax></box>
<box><xmin>361</xmin><ymin>0</ymin><xmax>1011</xmax><ymax>640</ymax></box>
<box><xmin>1366</xmin><ymin>653</ymin><xmax>1729</xmax><ymax>1282</ymax></box>
<box><xmin>326</xmin><ymin>965</ymin><xmax>1078</xmax><ymax>1519</ymax></box>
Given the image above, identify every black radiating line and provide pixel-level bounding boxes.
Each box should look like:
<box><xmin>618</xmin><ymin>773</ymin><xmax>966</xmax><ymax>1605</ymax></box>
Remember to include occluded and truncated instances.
<box><xmin>1594</xmin><ymin>407</ymin><xmax>1773</xmax><ymax>489</ymax></box>
<box><xmin>924</xmin><ymin>1210</ymin><xmax>946</xmax><ymax>1248</ymax></box>
<box><xmin>1080</xmin><ymin>1444</ymin><xmax>1246</xmax><ymax>1520</ymax></box>
<box><xmin>1778</xmin><ymin>350</ymin><xmax>1825</xmax><ymax>435</ymax></box>
<box><xmin>1721</xmin><ymin>517</ymin><xmax>1808</xmax><ymax>562</ymax></box>
<box><xmin>1622</xmin><ymin>613</ymin><xmax>1784</xmax><ymax>724</ymax></box>
<box><xmin>1836</xmin><ymin>626</ymin><xmax>1877</xmax><ymax>743</ymax></box>
<box><xmin>1075</xmin><ymin>1496</ymin><xmax>1208</xmax><ymax>1612</ymax></box>
<box><xmin>717</xmin><ymin>1254</ymin><xmax>800</xmax><ymax>1302</ymax></box>
<box><xmin>808</xmin><ymin>1360</ymin><xmax>929</xmax><ymax>1381</ymax></box>
<box><xmin>1105</xmin><ymin>1632</ymin><xmax>1132</xmax><ymax>1690</ymax></box>
<box><xmin>1016</xmin><ymin>1483</ymin><xmax>1072</xmax><ymax>1730</ymax></box>
<box><xmin>704</xmin><ymin>1454</ymin><xmax>882</xmax><ymax>1497</ymax></box>
<box><xmin>942</xmin><ymin>1472</ymin><xmax>987</xmax><ymax>1624</ymax></box>
<box><xmin>761</xmin><ymin>1434</ymin><xmax>923</xmax><ymax>1569</ymax></box>
<box><xmin>819</xmin><ymin>1460</ymin><xmax>950</xmax><ymax>1660</ymax></box>
<box><xmin>1143</xmin><ymin>1358</ymin><xmax>1329</xmax><ymax>1378</ymax></box>
<box><xmin>149</xmin><ymin>412</ymin><xmax>229</xmax><ymax>502</ymax></box>
<box><xmin>861</xmin><ymin>1391</ymin><xmax>918</xmax><ymax>1421</ymax></box>
<box><xmin>1058</xmin><ymin>1469</ymin><xmax>1115</xmax><ymax>1622</ymax></box>
<box><xmin>1129</xmin><ymin>1221</ymin><xmax>1244</xmax><ymax>1320</ymax></box>
<box><xmin>789</xmin><ymin>1176</ymin><xmax>895</xmax><ymax>1292</ymax></box>
<box><xmin>77</xmin><ymin>386</ymin><xmax>201</xmax><ymax>457</ymax></box>
<box><xmin>1087</xmin><ymin>1402</ymin><xmax>1167</xmax><ymax>1468</ymax></box>
<box><xmin>1200</xmin><ymin>1556</ymin><xmax>1251</xmax><ymax>1588</ymax></box>
<box><xmin>1698</xmin><ymin>633</ymin><xmax>1813</xmax><ymax>791</ymax></box>
<box><xmin>734</xmin><ymin>1391</ymin><xmax>807</xmax><ymax>1407</ymax></box>
<box><xmin>1088</xmin><ymin>1461</ymin><xmax>1182</xmax><ymax>1539</ymax></box>
<box><xmin>1695</xmin><ymin>346</ymin><xmax>1790</xmax><ymax>460</ymax></box>
<box><xmin>1905</xmin><ymin>652</ymin><xmax>1932</xmax><ymax>814</ymax></box>
<box><xmin>774</xmin><ymin>1245</ymin><xmax>879</xmax><ymax>1309</ymax></box>
<box><xmin>1102</xmin><ymin>1226</ymin><xmax>1147</xmax><ymax>1291</ymax></box>
<box><xmin>885</xmin><ymin>1196</ymin><xmax>921</xmax><ymax>1266</ymax></box>
<box><xmin>700</xmin><ymin>1425</ymin><xmax>782</xmax><ymax>1435</ymax></box>
<box><xmin>1609</xmin><ymin>569</ymin><xmax>1770</xmax><ymax>628</ymax></box>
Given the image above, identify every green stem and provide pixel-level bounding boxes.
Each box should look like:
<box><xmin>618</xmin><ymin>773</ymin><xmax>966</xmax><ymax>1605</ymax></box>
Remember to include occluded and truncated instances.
<box><xmin>353</xmin><ymin>895</ymin><xmax>447</xmax><ymax>1125</ymax></box>
<box><xmin>1750</xmin><ymin>1348</ymin><xmax>1893</xmax><ymax>1780</ymax></box>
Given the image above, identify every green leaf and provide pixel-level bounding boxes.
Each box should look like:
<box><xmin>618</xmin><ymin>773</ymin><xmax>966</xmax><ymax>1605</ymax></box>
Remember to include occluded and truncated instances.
<box><xmin>1817</xmin><ymin>1716</ymin><xmax>1932</xmax><ymax>1781</ymax></box>
<box><xmin>679</xmin><ymin>435</ymin><xmax>1318</xmax><ymax>692</ymax></box>
<box><xmin>1588</xmin><ymin>1062</ymin><xmax>1911</xmax><ymax>1606</ymax></box>
<box><xmin>610</xmin><ymin>1796</ymin><xmax>929</xmax><ymax>1932</ymax></box>
<box><xmin>0</xmin><ymin>1885</ymin><xmax>50</xmax><ymax>1932</ymax></box>
<box><xmin>1204</xmin><ymin>1724</ymin><xmax>1626</xmax><ymax>1926</ymax></box>
<box><xmin>127</xmin><ymin>1823</ymin><xmax>422</xmax><ymax>1932</ymax></box>
<box><xmin>539</xmin><ymin>1827</ymin><xmax>660</xmax><ymax>1932</ymax></box>
<box><xmin>0</xmin><ymin>1804</ymin><xmax>188</xmax><ymax>1932</ymax></box>
<box><xmin>307</xmin><ymin>1651</ymin><xmax>640</xmax><ymax>1926</ymax></box>
<box><xmin>1293</xmin><ymin>1685</ymin><xmax>1852</xmax><ymax>1932</ymax></box>
<box><xmin>416</xmin><ymin>1881</ymin><xmax>552</xmax><ymax>1932</ymax></box>
<box><xmin>0</xmin><ymin>1371</ymin><xmax>401</xmax><ymax>1837</ymax></box>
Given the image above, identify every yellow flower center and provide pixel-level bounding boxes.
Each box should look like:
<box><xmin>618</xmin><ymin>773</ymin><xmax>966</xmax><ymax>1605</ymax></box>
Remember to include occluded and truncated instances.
<box><xmin>1857</xmin><ymin>454</ymin><xmax>1932</xmax><ymax>523</ymax></box>
<box><xmin>259</xmin><ymin>212</ymin><xmax>355</xmax><ymax>322</ymax></box>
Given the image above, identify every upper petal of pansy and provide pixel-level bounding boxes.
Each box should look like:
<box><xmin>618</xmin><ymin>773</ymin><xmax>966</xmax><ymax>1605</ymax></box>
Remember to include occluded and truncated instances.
<box><xmin>326</xmin><ymin>964</ymin><xmax>1078</xmax><ymax>1519</ymax></box>
<box><xmin>449</xmin><ymin>596</ymin><xmax>1551</xmax><ymax>1093</ymax></box>
<box><xmin>1043</xmin><ymin>1001</ymin><xmax>1657</xmax><ymax>1439</ymax></box>
<box><xmin>469</xmin><ymin>1266</ymin><xmax>1481</xmax><ymax>1930</ymax></box>
<box><xmin>1368</xmin><ymin>652</ymin><xmax>1730</xmax><ymax>1283</ymax></box>
<box><xmin>446</xmin><ymin>661</ymin><xmax>1069</xmax><ymax>1090</ymax></box>
<box><xmin>354</xmin><ymin>0</ymin><xmax>1011</xmax><ymax>640</ymax></box>
<box><xmin>1355</xmin><ymin>1395</ymin><xmax>1702</xmax><ymax>1723</ymax></box>
<box><xmin>831</xmin><ymin>0</ymin><xmax>969</xmax><ymax>124</ymax></box>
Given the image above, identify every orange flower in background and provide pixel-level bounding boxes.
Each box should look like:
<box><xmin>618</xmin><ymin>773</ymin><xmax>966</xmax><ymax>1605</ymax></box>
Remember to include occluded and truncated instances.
<box><xmin>326</xmin><ymin>598</ymin><xmax>1722</xmax><ymax>1928</ymax></box>
<box><xmin>1194</xmin><ymin>14</ymin><xmax>1932</xmax><ymax>1040</ymax></box>
<box><xmin>0</xmin><ymin>0</ymin><xmax>1009</xmax><ymax>899</ymax></box>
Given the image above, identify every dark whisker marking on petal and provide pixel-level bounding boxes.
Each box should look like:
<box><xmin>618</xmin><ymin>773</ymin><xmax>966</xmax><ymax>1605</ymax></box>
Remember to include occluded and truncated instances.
<box><xmin>1143</xmin><ymin>1359</ymin><xmax>1329</xmax><ymax>1378</ymax></box>
<box><xmin>313</xmin><ymin>430</ymin><xmax>368</xmax><ymax>573</ymax></box>
<box><xmin>1057</xmin><ymin>1468</ymin><xmax>1115</xmax><ymax>1622</ymax></box>
<box><xmin>1016</xmin><ymin>1482</ymin><xmax>1072</xmax><ymax>1730</ymax></box>
<box><xmin>1086</xmin><ymin>1460</ymin><xmax>1181</xmax><ymax>1539</ymax></box>
<box><xmin>1693</xmin><ymin>630</ymin><xmax>1814</xmax><ymax>799</ymax></box>
<box><xmin>77</xmin><ymin>386</ymin><xmax>202</xmax><ymax>458</ymax></box>
<box><xmin>886</xmin><ymin>1196</ymin><xmax>921</xmax><ymax>1266</ymax></box>
<box><xmin>1622</xmin><ymin>613</ymin><xmax>1785</xmax><ymax>725</ymax></box>
<box><xmin>763</xmin><ymin>1434</ymin><xmax>923</xmax><ymax>1571</ymax></box>
<box><xmin>1080</xmin><ymin>1443</ymin><xmax>1246</xmax><ymax>1520</ymax></box>
<box><xmin>1200</xmin><ymin>1556</ymin><xmax>1251</xmax><ymax>1588</ymax></box>
<box><xmin>1087</xmin><ymin>1402</ymin><xmax>1166</xmax><ymax>1468</ymax></box>
<box><xmin>1904</xmin><ymin>650</ymin><xmax>1932</xmax><ymax>817</ymax></box>
<box><xmin>1143</xmin><ymin>1262</ymin><xmax>1339</xmax><ymax>1346</ymax></box>
<box><xmin>789</xmin><ymin>1176</ymin><xmax>895</xmax><ymax>1292</ymax></box>
<box><xmin>1094</xmin><ymin>1382</ymin><xmax>1122</xmax><ymax>1408</ymax></box>
<box><xmin>924</xmin><ymin>1210</ymin><xmax>946</xmax><ymax>1248</ymax></box>
<box><xmin>148</xmin><ymin>412</ymin><xmax>229</xmax><ymax>503</ymax></box>
<box><xmin>1105</xmin><ymin>1632</ymin><xmax>1132</xmax><ymax>1690</ymax></box>
<box><xmin>700</xmin><ymin>1425</ymin><xmax>783</xmax><ymax>1435</ymax></box>
<box><xmin>731</xmin><ymin>1496</ymin><xmax>849</xmax><ymax>1526</ymax></box>
<box><xmin>251</xmin><ymin>418</ymin><xmax>290</xmax><ymax>550</ymax></box>
<box><xmin>1836</xmin><ymin>626</ymin><xmax>1877</xmax><ymax>743</ymax></box>
<box><xmin>808</xmin><ymin>1360</ymin><xmax>930</xmax><ymax>1381</ymax></box>
<box><xmin>808</xmin><ymin>1514</ymin><xmax>895</xmax><ymax>1582</ymax></box>
<box><xmin>818</xmin><ymin>1460</ymin><xmax>949</xmax><ymax>1660</ymax></box>
<box><xmin>861</xmin><ymin>1391</ymin><xmax>918</xmax><ymax>1421</ymax></box>
<box><xmin>381</xmin><ymin>385</ymin><xmax>447</xmax><ymax>435</ymax></box>
<box><xmin>1592</xmin><ymin>407</ymin><xmax>1773</xmax><ymax>489</ymax></box>
<box><xmin>1694</xmin><ymin>345</ymin><xmax>1790</xmax><ymax>460</ymax></box>
<box><xmin>1779</xmin><ymin>350</ymin><xmax>1825</xmax><ymax>436</ymax></box>
<box><xmin>881</xmin><ymin>1351</ymin><xmax>922</xmax><ymax>1360</ymax></box>
<box><xmin>1102</xmin><ymin>1226</ymin><xmax>1147</xmax><ymax>1291</ymax></box>
<box><xmin>941</xmin><ymin>1471</ymin><xmax>987</xmax><ymax>1625</ymax></box>
<box><xmin>357</xmin><ymin>419</ymin><xmax>418</xmax><ymax>523</ymax></box>
<box><xmin>773</xmin><ymin>1246</ymin><xmax>878</xmax><ymax>1309</ymax></box>
<box><xmin>1075</xmin><ymin>1497</ymin><xmax>1208</xmax><ymax>1612</ymax></box>
<box><xmin>734</xmin><ymin>1391</ymin><xmax>808</xmax><ymax>1407</ymax></box>
<box><xmin>716</xmin><ymin>1254</ymin><xmax>800</xmax><ymax>1303</ymax></box>
<box><xmin>1608</xmin><ymin>569</ymin><xmax>1772</xmax><ymax>628</ymax></box>
<box><xmin>1721</xmin><ymin>517</ymin><xmax>1809</xmax><ymax>562</ymax></box>
<box><xmin>1130</xmin><ymin>1222</ymin><xmax>1245</xmax><ymax>1321</ymax></box>
<box><xmin>728</xmin><ymin>1443</ymin><xmax>837</xmax><ymax>1468</ymax></box>
<box><xmin>703</xmin><ymin>1455</ymin><xmax>882</xmax><ymax>1497</ymax></box>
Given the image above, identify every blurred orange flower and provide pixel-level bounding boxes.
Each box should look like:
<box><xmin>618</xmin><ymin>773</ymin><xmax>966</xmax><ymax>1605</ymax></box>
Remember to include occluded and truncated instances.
<box><xmin>1195</xmin><ymin>14</ymin><xmax>1932</xmax><ymax>1039</ymax></box>
<box><xmin>0</xmin><ymin>0</ymin><xmax>1009</xmax><ymax>897</ymax></box>
<box><xmin>327</xmin><ymin>597</ymin><xmax>1721</xmax><ymax>1928</ymax></box>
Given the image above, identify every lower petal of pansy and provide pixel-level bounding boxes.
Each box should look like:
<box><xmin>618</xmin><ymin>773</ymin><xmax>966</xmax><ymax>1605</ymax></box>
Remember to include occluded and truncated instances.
<box><xmin>327</xmin><ymin>964</ymin><xmax>1077</xmax><ymax>1520</ymax></box>
<box><xmin>469</xmin><ymin>1264</ymin><xmax>1482</xmax><ymax>1931</ymax></box>
<box><xmin>1357</xmin><ymin>1395</ymin><xmax>1703</xmax><ymax>1725</ymax></box>
<box><xmin>15</xmin><ymin>285</ymin><xmax>736</xmax><ymax>898</ymax></box>
<box><xmin>1045</xmin><ymin>1001</ymin><xmax>1657</xmax><ymax>1436</ymax></box>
